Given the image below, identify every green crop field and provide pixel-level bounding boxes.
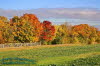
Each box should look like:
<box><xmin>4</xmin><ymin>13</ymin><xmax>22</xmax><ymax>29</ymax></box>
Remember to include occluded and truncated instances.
<box><xmin>0</xmin><ymin>44</ymin><xmax>100</xmax><ymax>66</ymax></box>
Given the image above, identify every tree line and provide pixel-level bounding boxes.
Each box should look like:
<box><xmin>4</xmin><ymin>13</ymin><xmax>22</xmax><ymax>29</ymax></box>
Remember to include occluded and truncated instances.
<box><xmin>0</xmin><ymin>14</ymin><xmax>100</xmax><ymax>45</ymax></box>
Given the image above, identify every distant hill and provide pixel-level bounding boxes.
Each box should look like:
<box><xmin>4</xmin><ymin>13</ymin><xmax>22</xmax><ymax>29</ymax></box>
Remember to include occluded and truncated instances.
<box><xmin>0</xmin><ymin>8</ymin><xmax>100</xmax><ymax>21</ymax></box>
<box><xmin>0</xmin><ymin>8</ymin><xmax>100</xmax><ymax>30</ymax></box>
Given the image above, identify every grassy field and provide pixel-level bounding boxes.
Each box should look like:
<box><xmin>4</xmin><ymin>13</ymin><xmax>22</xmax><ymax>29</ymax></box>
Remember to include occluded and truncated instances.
<box><xmin>0</xmin><ymin>44</ymin><xmax>100</xmax><ymax>66</ymax></box>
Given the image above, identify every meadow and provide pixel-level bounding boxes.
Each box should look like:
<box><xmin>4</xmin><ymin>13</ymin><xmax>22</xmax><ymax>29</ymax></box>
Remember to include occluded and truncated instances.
<box><xmin>0</xmin><ymin>44</ymin><xmax>100</xmax><ymax>66</ymax></box>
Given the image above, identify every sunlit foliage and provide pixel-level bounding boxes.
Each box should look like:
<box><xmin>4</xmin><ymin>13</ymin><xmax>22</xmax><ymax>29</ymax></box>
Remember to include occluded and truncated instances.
<box><xmin>0</xmin><ymin>14</ymin><xmax>100</xmax><ymax>44</ymax></box>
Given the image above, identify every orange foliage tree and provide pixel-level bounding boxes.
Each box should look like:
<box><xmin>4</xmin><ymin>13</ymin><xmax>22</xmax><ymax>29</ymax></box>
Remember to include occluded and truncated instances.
<box><xmin>96</xmin><ymin>31</ymin><xmax>100</xmax><ymax>43</ymax></box>
<box><xmin>20</xmin><ymin>14</ymin><xmax>43</xmax><ymax>42</ymax></box>
<box><xmin>72</xmin><ymin>24</ymin><xmax>99</xmax><ymax>44</ymax></box>
<box><xmin>10</xmin><ymin>14</ymin><xmax>43</xmax><ymax>43</ymax></box>
<box><xmin>0</xmin><ymin>20</ymin><xmax>4</xmax><ymax>43</ymax></box>
<box><xmin>0</xmin><ymin>16</ymin><xmax>8</xmax><ymax>22</ymax></box>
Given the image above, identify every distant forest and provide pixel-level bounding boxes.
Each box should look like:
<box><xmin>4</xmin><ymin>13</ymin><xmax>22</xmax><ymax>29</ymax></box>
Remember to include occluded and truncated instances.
<box><xmin>0</xmin><ymin>14</ymin><xmax>100</xmax><ymax>44</ymax></box>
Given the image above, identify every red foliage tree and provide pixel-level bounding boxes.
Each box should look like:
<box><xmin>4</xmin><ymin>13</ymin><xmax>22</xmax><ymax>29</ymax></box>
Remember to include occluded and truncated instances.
<box><xmin>41</xmin><ymin>21</ymin><xmax>55</xmax><ymax>42</ymax></box>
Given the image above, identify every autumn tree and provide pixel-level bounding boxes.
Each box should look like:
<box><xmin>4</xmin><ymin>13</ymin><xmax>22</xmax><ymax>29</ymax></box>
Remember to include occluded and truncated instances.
<box><xmin>52</xmin><ymin>22</ymin><xmax>72</xmax><ymax>44</ymax></box>
<box><xmin>10</xmin><ymin>16</ymin><xmax>32</xmax><ymax>43</ymax></box>
<box><xmin>96</xmin><ymin>31</ymin><xmax>100</xmax><ymax>43</ymax></box>
<box><xmin>10</xmin><ymin>14</ymin><xmax>43</xmax><ymax>43</ymax></box>
<box><xmin>21</xmin><ymin>14</ymin><xmax>43</xmax><ymax>42</ymax></box>
<box><xmin>0</xmin><ymin>20</ymin><xmax>5</xmax><ymax>43</ymax></box>
<box><xmin>72</xmin><ymin>24</ymin><xmax>98</xmax><ymax>44</ymax></box>
<box><xmin>41</xmin><ymin>21</ymin><xmax>55</xmax><ymax>45</ymax></box>
<box><xmin>0</xmin><ymin>16</ymin><xmax>8</xmax><ymax>22</ymax></box>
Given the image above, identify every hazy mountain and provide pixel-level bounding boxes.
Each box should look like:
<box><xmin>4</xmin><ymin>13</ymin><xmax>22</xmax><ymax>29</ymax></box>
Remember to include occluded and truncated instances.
<box><xmin>0</xmin><ymin>8</ymin><xmax>100</xmax><ymax>21</ymax></box>
<box><xmin>0</xmin><ymin>8</ymin><xmax>100</xmax><ymax>30</ymax></box>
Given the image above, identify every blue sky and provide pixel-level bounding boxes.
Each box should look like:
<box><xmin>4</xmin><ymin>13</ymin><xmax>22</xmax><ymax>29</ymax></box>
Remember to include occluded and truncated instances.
<box><xmin>0</xmin><ymin>0</ymin><xmax>100</xmax><ymax>9</ymax></box>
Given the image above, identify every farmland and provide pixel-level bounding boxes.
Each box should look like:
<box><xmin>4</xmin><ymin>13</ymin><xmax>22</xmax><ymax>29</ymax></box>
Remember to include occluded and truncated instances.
<box><xmin>0</xmin><ymin>0</ymin><xmax>100</xmax><ymax>66</ymax></box>
<box><xmin>0</xmin><ymin>44</ymin><xmax>100</xmax><ymax>66</ymax></box>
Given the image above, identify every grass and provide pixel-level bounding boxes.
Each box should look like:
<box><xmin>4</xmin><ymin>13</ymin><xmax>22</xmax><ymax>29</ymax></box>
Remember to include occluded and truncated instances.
<box><xmin>0</xmin><ymin>44</ymin><xmax>100</xmax><ymax>66</ymax></box>
<box><xmin>69</xmin><ymin>55</ymin><xmax>100</xmax><ymax>66</ymax></box>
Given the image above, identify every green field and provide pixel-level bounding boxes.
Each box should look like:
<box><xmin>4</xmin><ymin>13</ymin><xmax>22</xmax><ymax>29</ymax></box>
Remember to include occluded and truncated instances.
<box><xmin>0</xmin><ymin>44</ymin><xmax>100</xmax><ymax>66</ymax></box>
